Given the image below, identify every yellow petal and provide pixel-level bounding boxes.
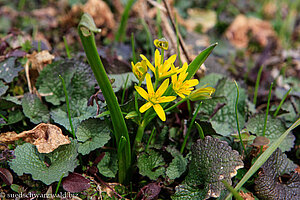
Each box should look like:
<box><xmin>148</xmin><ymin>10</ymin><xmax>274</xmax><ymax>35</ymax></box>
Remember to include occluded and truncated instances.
<box><xmin>158</xmin><ymin>96</ymin><xmax>177</xmax><ymax>103</ymax></box>
<box><xmin>186</xmin><ymin>79</ymin><xmax>199</xmax><ymax>87</ymax></box>
<box><xmin>140</xmin><ymin>102</ymin><xmax>152</xmax><ymax>113</ymax></box>
<box><xmin>145</xmin><ymin>73</ymin><xmax>154</xmax><ymax>95</ymax></box>
<box><xmin>156</xmin><ymin>78</ymin><xmax>169</xmax><ymax>97</ymax></box>
<box><xmin>135</xmin><ymin>86</ymin><xmax>148</xmax><ymax>100</ymax></box>
<box><xmin>153</xmin><ymin>104</ymin><xmax>166</xmax><ymax>121</ymax></box>
<box><xmin>140</xmin><ymin>54</ymin><xmax>155</xmax><ymax>72</ymax></box>
<box><xmin>155</xmin><ymin>49</ymin><xmax>161</xmax><ymax>67</ymax></box>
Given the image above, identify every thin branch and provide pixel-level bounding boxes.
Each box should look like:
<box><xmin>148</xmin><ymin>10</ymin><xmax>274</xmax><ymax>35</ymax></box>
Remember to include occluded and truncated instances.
<box><xmin>162</xmin><ymin>0</ymin><xmax>191</xmax><ymax>62</ymax></box>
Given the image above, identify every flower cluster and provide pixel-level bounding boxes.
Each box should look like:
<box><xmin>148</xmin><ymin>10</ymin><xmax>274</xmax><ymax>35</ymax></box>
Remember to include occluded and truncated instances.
<box><xmin>132</xmin><ymin>38</ymin><xmax>215</xmax><ymax>121</ymax></box>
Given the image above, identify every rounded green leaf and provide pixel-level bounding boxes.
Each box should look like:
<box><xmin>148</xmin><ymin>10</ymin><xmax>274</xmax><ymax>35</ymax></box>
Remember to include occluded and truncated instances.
<box><xmin>9</xmin><ymin>140</ymin><xmax>78</xmax><ymax>185</ymax></box>
<box><xmin>76</xmin><ymin>118</ymin><xmax>111</xmax><ymax>155</ymax></box>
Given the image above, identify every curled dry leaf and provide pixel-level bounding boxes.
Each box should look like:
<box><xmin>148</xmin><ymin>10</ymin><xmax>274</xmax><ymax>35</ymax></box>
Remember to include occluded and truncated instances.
<box><xmin>0</xmin><ymin>123</ymin><xmax>70</xmax><ymax>153</ymax></box>
<box><xmin>252</xmin><ymin>136</ymin><xmax>270</xmax><ymax>147</ymax></box>
<box><xmin>26</xmin><ymin>50</ymin><xmax>55</xmax><ymax>72</ymax></box>
<box><xmin>62</xmin><ymin>172</ymin><xmax>90</xmax><ymax>193</ymax></box>
<box><xmin>0</xmin><ymin>168</ymin><xmax>13</xmax><ymax>185</ymax></box>
<box><xmin>225</xmin><ymin>14</ymin><xmax>277</xmax><ymax>48</ymax></box>
<box><xmin>239</xmin><ymin>190</ymin><xmax>255</xmax><ymax>200</ymax></box>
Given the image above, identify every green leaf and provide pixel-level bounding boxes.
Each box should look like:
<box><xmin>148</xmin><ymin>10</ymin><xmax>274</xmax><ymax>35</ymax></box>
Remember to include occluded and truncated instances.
<box><xmin>200</xmin><ymin>78</ymin><xmax>247</xmax><ymax>136</ymax></box>
<box><xmin>198</xmin><ymin>73</ymin><xmax>224</xmax><ymax>88</ymax></box>
<box><xmin>108</xmin><ymin>72</ymin><xmax>136</xmax><ymax>92</ymax></box>
<box><xmin>76</xmin><ymin>118</ymin><xmax>111</xmax><ymax>155</ymax></box>
<box><xmin>97</xmin><ymin>151</ymin><xmax>118</xmax><ymax>178</ymax></box>
<box><xmin>186</xmin><ymin>136</ymin><xmax>244</xmax><ymax>199</ymax></box>
<box><xmin>246</xmin><ymin>114</ymin><xmax>295</xmax><ymax>152</ymax></box>
<box><xmin>166</xmin><ymin>146</ymin><xmax>188</xmax><ymax>180</ymax></box>
<box><xmin>0</xmin><ymin>80</ymin><xmax>8</xmax><ymax>96</ymax></box>
<box><xmin>172</xmin><ymin>182</ymin><xmax>207</xmax><ymax>200</ymax></box>
<box><xmin>137</xmin><ymin>149</ymin><xmax>165</xmax><ymax>180</ymax></box>
<box><xmin>186</xmin><ymin>43</ymin><xmax>217</xmax><ymax>80</ymax></box>
<box><xmin>0</xmin><ymin>57</ymin><xmax>23</xmax><ymax>83</ymax></box>
<box><xmin>166</xmin><ymin>155</ymin><xmax>188</xmax><ymax>180</ymax></box>
<box><xmin>254</xmin><ymin>148</ymin><xmax>299</xmax><ymax>200</ymax></box>
<box><xmin>36</xmin><ymin>59</ymin><xmax>96</xmax><ymax>105</ymax></box>
<box><xmin>9</xmin><ymin>140</ymin><xmax>79</xmax><ymax>185</ymax></box>
<box><xmin>50</xmin><ymin>98</ymin><xmax>98</xmax><ymax>132</ymax></box>
<box><xmin>7</xmin><ymin>110</ymin><xmax>24</xmax><ymax>125</ymax></box>
<box><xmin>22</xmin><ymin>93</ymin><xmax>50</xmax><ymax>124</ymax></box>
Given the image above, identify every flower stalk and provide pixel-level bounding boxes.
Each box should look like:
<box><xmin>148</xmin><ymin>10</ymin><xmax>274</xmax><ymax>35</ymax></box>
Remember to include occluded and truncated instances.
<box><xmin>78</xmin><ymin>13</ymin><xmax>131</xmax><ymax>184</ymax></box>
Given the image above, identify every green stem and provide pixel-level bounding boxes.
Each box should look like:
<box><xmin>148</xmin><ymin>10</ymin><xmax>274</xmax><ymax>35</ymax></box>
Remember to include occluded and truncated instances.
<box><xmin>221</xmin><ymin>180</ymin><xmax>243</xmax><ymax>200</ymax></box>
<box><xmin>115</xmin><ymin>0</ymin><xmax>136</xmax><ymax>42</ymax></box>
<box><xmin>180</xmin><ymin>102</ymin><xmax>202</xmax><ymax>153</ymax></box>
<box><xmin>156</xmin><ymin>0</ymin><xmax>162</xmax><ymax>38</ymax></box>
<box><xmin>63</xmin><ymin>36</ymin><xmax>71</xmax><ymax>59</ymax></box>
<box><xmin>165</xmin><ymin>98</ymin><xmax>187</xmax><ymax>113</ymax></box>
<box><xmin>59</xmin><ymin>75</ymin><xmax>75</xmax><ymax>138</ymax></box>
<box><xmin>234</xmin><ymin>81</ymin><xmax>246</xmax><ymax>152</ymax></box>
<box><xmin>145</xmin><ymin>127</ymin><xmax>156</xmax><ymax>152</ymax></box>
<box><xmin>121</xmin><ymin>74</ymin><xmax>130</xmax><ymax>105</ymax></box>
<box><xmin>131</xmin><ymin>33</ymin><xmax>137</xmax><ymax>63</ymax></box>
<box><xmin>78</xmin><ymin>13</ymin><xmax>131</xmax><ymax>184</ymax></box>
<box><xmin>175</xmin><ymin>14</ymin><xmax>182</xmax><ymax>66</ymax></box>
<box><xmin>273</xmin><ymin>88</ymin><xmax>291</xmax><ymax>117</ymax></box>
<box><xmin>0</xmin><ymin>113</ymin><xmax>8</xmax><ymax>122</ymax></box>
<box><xmin>263</xmin><ymin>82</ymin><xmax>273</xmax><ymax>137</ymax></box>
<box><xmin>253</xmin><ymin>65</ymin><xmax>263</xmax><ymax>106</ymax></box>
<box><xmin>55</xmin><ymin>173</ymin><xmax>65</xmax><ymax>195</ymax></box>
<box><xmin>195</xmin><ymin>121</ymin><xmax>204</xmax><ymax>139</ymax></box>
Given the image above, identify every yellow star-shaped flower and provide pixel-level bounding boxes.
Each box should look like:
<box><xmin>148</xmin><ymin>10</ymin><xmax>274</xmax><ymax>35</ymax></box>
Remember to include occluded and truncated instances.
<box><xmin>135</xmin><ymin>73</ymin><xmax>176</xmax><ymax>121</ymax></box>
<box><xmin>189</xmin><ymin>85</ymin><xmax>215</xmax><ymax>101</ymax></box>
<box><xmin>171</xmin><ymin>63</ymin><xmax>199</xmax><ymax>98</ymax></box>
<box><xmin>140</xmin><ymin>49</ymin><xmax>178</xmax><ymax>81</ymax></box>
<box><xmin>131</xmin><ymin>60</ymin><xmax>147</xmax><ymax>82</ymax></box>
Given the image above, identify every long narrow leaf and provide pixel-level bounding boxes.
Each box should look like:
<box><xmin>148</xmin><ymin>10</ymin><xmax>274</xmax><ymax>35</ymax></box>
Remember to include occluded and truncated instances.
<box><xmin>186</xmin><ymin>43</ymin><xmax>217</xmax><ymax>80</ymax></box>
<box><xmin>225</xmin><ymin>117</ymin><xmax>300</xmax><ymax>200</ymax></box>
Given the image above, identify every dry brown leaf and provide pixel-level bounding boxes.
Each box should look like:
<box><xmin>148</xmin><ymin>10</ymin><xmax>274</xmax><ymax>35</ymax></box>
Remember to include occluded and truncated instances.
<box><xmin>31</xmin><ymin>7</ymin><xmax>58</xmax><ymax>28</ymax></box>
<box><xmin>185</xmin><ymin>8</ymin><xmax>217</xmax><ymax>33</ymax></box>
<box><xmin>225</xmin><ymin>14</ymin><xmax>277</xmax><ymax>48</ymax></box>
<box><xmin>0</xmin><ymin>123</ymin><xmax>70</xmax><ymax>153</ymax></box>
<box><xmin>82</xmin><ymin>0</ymin><xmax>115</xmax><ymax>35</ymax></box>
<box><xmin>26</xmin><ymin>50</ymin><xmax>55</xmax><ymax>72</ymax></box>
<box><xmin>240</xmin><ymin>190</ymin><xmax>255</xmax><ymax>200</ymax></box>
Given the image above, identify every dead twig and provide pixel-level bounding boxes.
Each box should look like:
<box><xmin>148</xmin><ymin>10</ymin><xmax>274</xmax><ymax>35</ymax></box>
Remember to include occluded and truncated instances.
<box><xmin>162</xmin><ymin>0</ymin><xmax>191</xmax><ymax>62</ymax></box>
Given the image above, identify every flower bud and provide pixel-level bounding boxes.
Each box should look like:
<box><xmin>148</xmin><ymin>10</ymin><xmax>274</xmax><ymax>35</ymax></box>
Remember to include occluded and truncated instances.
<box><xmin>189</xmin><ymin>86</ymin><xmax>215</xmax><ymax>101</ymax></box>
<box><xmin>154</xmin><ymin>38</ymin><xmax>169</xmax><ymax>50</ymax></box>
<box><xmin>131</xmin><ymin>60</ymin><xmax>147</xmax><ymax>81</ymax></box>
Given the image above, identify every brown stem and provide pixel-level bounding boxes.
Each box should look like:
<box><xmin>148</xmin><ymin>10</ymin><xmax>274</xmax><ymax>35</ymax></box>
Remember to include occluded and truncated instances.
<box><xmin>162</xmin><ymin>0</ymin><xmax>191</xmax><ymax>62</ymax></box>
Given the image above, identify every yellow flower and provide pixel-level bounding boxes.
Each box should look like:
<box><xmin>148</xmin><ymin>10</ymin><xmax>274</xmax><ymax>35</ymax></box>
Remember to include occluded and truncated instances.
<box><xmin>154</xmin><ymin>38</ymin><xmax>169</xmax><ymax>50</ymax></box>
<box><xmin>189</xmin><ymin>85</ymin><xmax>215</xmax><ymax>101</ymax></box>
<box><xmin>140</xmin><ymin>49</ymin><xmax>178</xmax><ymax>81</ymax></box>
<box><xmin>171</xmin><ymin>63</ymin><xmax>199</xmax><ymax>98</ymax></box>
<box><xmin>135</xmin><ymin>73</ymin><xmax>176</xmax><ymax>121</ymax></box>
<box><xmin>131</xmin><ymin>60</ymin><xmax>147</xmax><ymax>81</ymax></box>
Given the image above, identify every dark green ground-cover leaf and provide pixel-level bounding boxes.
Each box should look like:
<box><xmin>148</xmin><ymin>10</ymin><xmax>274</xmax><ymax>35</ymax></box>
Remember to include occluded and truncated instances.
<box><xmin>50</xmin><ymin>98</ymin><xmax>98</xmax><ymax>132</ymax></box>
<box><xmin>173</xmin><ymin>136</ymin><xmax>244</xmax><ymax>200</ymax></box>
<box><xmin>9</xmin><ymin>140</ymin><xmax>78</xmax><ymax>185</ymax></box>
<box><xmin>199</xmin><ymin>78</ymin><xmax>247</xmax><ymax>136</ymax></box>
<box><xmin>22</xmin><ymin>93</ymin><xmax>49</xmax><ymax>124</ymax></box>
<box><xmin>246</xmin><ymin>114</ymin><xmax>295</xmax><ymax>152</ymax></box>
<box><xmin>255</xmin><ymin>148</ymin><xmax>299</xmax><ymax>200</ymax></box>
<box><xmin>76</xmin><ymin>118</ymin><xmax>111</xmax><ymax>155</ymax></box>
<box><xmin>36</xmin><ymin>59</ymin><xmax>96</xmax><ymax>105</ymax></box>
<box><xmin>172</xmin><ymin>182</ymin><xmax>207</xmax><ymax>200</ymax></box>
<box><xmin>6</xmin><ymin>110</ymin><xmax>24</xmax><ymax>125</ymax></box>
<box><xmin>166</xmin><ymin>146</ymin><xmax>188</xmax><ymax>180</ymax></box>
<box><xmin>0</xmin><ymin>80</ymin><xmax>8</xmax><ymax>96</ymax></box>
<box><xmin>97</xmin><ymin>151</ymin><xmax>118</xmax><ymax>178</ymax></box>
<box><xmin>108</xmin><ymin>72</ymin><xmax>137</xmax><ymax>92</ymax></box>
<box><xmin>0</xmin><ymin>57</ymin><xmax>23</xmax><ymax>83</ymax></box>
<box><xmin>137</xmin><ymin>149</ymin><xmax>165</xmax><ymax>180</ymax></box>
